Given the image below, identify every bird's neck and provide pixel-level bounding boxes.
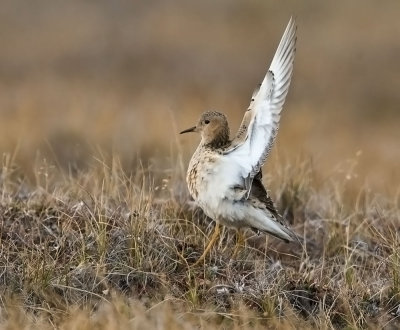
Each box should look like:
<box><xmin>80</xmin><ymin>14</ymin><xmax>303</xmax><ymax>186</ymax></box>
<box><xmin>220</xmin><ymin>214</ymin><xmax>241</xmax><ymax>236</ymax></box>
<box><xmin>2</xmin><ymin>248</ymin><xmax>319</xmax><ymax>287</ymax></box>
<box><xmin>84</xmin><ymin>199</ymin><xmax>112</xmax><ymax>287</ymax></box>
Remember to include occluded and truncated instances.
<box><xmin>202</xmin><ymin>127</ymin><xmax>230</xmax><ymax>149</ymax></box>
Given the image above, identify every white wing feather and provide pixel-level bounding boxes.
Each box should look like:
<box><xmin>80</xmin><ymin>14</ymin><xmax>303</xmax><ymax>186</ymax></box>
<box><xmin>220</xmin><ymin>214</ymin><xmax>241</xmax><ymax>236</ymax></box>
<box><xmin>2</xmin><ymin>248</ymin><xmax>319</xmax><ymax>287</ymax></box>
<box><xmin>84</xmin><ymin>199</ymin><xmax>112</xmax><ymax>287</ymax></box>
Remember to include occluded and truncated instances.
<box><xmin>224</xmin><ymin>17</ymin><xmax>297</xmax><ymax>191</ymax></box>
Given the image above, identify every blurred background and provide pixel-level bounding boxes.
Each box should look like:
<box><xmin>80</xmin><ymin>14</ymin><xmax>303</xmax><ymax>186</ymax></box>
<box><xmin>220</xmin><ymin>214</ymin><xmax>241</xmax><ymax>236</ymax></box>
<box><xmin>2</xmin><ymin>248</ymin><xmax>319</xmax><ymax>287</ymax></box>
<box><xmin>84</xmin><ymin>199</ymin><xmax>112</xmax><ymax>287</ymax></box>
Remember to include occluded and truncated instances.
<box><xmin>0</xmin><ymin>0</ymin><xmax>399</xmax><ymax>192</ymax></box>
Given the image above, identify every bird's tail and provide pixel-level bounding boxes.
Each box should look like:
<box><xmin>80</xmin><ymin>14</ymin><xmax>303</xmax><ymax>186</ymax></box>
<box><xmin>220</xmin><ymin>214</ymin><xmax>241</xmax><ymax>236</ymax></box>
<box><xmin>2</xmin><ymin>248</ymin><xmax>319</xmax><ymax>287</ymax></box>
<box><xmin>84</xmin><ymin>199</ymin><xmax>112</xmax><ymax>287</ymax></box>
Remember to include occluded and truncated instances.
<box><xmin>266</xmin><ymin>223</ymin><xmax>299</xmax><ymax>243</ymax></box>
<box><xmin>250</xmin><ymin>212</ymin><xmax>306</xmax><ymax>245</ymax></box>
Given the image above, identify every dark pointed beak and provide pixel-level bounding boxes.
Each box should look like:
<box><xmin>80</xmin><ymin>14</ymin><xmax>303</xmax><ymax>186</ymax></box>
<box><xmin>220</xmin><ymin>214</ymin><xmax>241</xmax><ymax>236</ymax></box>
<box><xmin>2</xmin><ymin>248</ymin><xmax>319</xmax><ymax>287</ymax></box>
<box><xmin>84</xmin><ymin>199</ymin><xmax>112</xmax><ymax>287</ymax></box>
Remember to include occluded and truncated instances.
<box><xmin>179</xmin><ymin>126</ymin><xmax>197</xmax><ymax>134</ymax></box>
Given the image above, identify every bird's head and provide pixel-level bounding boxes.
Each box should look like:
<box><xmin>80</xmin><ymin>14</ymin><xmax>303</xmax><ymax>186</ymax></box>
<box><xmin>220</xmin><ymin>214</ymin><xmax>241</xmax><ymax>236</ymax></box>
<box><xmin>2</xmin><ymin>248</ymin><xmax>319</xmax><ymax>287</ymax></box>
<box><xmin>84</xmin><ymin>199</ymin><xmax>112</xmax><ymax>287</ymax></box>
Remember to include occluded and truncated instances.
<box><xmin>180</xmin><ymin>111</ymin><xmax>230</xmax><ymax>147</ymax></box>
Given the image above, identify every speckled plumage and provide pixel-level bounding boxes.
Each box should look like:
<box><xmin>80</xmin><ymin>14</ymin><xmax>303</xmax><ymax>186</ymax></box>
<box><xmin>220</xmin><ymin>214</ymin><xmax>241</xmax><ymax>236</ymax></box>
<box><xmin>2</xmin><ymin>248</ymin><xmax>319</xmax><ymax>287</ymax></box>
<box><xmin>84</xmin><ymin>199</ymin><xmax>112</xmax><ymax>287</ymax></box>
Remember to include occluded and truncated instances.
<box><xmin>180</xmin><ymin>18</ymin><xmax>298</xmax><ymax>243</ymax></box>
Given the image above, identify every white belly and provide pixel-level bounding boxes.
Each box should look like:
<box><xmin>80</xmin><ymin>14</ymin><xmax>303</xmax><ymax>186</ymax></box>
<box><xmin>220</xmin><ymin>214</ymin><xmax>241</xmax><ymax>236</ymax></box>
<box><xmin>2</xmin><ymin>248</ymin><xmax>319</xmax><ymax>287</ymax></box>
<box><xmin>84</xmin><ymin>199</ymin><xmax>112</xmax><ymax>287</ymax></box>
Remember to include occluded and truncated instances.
<box><xmin>189</xmin><ymin>154</ymin><xmax>245</xmax><ymax>221</ymax></box>
<box><xmin>197</xmin><ymin>179</ymin><xmax>290</xmax><ymax>238</ymax></box>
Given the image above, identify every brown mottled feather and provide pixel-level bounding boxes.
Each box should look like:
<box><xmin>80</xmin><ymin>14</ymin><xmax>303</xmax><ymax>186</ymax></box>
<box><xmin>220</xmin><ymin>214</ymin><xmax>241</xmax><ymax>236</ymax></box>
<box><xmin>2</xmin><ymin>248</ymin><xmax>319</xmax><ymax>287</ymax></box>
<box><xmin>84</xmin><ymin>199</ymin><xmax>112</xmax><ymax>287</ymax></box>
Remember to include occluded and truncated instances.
<box><xmin>248</xmin><ymin>170</ymin><xmax>292</xmax><ymax>240</ymax></box>
<box><xmin>249</xmin><ymin>171</ymin><xmax>279</xmax><ymax>217</ymax></box>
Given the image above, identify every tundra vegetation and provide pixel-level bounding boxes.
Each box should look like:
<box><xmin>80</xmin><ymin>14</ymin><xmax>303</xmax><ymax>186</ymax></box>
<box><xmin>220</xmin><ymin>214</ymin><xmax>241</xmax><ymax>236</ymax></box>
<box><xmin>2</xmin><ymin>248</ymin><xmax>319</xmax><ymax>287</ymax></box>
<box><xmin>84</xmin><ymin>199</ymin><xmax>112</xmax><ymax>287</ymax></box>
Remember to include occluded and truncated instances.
<box><xmin>0</xmin><ymin>0</ymin><xmax>399</xmax><ymax>328</ymax></box>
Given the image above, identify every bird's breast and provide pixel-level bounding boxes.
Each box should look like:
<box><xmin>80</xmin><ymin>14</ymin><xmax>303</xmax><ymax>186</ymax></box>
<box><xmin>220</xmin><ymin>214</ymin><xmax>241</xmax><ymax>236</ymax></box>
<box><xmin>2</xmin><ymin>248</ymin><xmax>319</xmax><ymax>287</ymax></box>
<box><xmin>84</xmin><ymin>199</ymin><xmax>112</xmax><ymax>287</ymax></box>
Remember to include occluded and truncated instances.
<box><xmin>187</xmin><ymin>152</ymin><xmax>219</xmax><ymax>200</ymax></box>
<box><xmin>186</xmin><ymin>148</ymin><xmax>244</xmax><ymax>219</ymax></box>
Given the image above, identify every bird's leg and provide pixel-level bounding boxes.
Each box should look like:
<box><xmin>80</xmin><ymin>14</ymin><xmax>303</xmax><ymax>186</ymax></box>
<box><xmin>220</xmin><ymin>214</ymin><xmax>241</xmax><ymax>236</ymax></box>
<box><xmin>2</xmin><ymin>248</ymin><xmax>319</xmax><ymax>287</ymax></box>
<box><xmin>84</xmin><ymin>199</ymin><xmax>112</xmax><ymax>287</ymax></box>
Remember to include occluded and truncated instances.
<box><xmin>192</xmin><ymin>222</ymin><xmax>220</xmax><ymax>267</ymax></box>
<box><xmin>231</xmin><ymin>229</ymin><xmax>245</xmax><ymax>260</ymax></box>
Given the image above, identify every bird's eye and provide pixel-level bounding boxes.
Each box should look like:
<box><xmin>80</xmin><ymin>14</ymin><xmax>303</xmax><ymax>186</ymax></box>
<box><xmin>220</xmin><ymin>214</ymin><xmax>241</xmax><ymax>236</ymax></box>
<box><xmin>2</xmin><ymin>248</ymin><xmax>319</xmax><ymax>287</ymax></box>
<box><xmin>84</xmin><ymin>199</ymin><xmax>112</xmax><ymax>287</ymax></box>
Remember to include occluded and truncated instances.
<box><xmin>204</xmin><ymin>120</ymin><xmax>210</xmax><ymax>124</ymax></box>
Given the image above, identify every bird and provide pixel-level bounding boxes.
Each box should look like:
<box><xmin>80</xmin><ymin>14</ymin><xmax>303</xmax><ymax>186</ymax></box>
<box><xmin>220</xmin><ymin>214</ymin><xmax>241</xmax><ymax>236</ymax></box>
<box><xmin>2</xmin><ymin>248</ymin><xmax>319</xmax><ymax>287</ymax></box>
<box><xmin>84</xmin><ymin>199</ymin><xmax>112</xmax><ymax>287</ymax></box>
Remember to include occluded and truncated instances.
<box><xmin>180</xmin><ymin>18</ymin><xmax>298</xmax><ymax>265</ymax></box>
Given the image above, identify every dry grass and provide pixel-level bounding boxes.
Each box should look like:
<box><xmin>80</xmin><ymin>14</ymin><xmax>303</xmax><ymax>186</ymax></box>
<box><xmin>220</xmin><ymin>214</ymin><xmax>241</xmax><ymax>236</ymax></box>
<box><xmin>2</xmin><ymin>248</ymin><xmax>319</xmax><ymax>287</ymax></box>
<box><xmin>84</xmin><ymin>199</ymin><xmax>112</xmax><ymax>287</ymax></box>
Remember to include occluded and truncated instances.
<box><xmin>1</xmin><ymin>1</ymin><xmax>400</xmax><ymax>328</ymax></box>
<box><xmin>0</xmin><ymin>150</ymin><xmax>399</xmax><ymax>329</ymax></box>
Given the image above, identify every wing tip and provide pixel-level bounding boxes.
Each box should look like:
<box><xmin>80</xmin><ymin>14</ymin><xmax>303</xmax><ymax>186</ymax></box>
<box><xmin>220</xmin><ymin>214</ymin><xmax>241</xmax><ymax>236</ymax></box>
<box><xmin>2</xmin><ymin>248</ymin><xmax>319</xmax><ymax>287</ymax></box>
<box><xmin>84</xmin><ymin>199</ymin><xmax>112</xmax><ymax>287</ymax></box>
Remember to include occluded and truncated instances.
<box><xmin>269</xmin><ymin>17</ymin><xmax>297</xmax><ymax>81</ymax></box>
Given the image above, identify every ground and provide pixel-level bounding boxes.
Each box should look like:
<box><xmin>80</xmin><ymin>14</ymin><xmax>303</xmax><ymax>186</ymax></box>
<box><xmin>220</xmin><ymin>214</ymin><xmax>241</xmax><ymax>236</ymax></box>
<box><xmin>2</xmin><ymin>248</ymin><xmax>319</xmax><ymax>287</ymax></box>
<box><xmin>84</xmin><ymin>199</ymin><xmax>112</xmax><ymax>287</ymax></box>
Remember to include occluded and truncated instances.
<box><xmin>0</xmin><ymin>155</ymin><xmax>399</xmax><ymax>329</ymax></box>
<box><xmin>1</xmin><ymin>1</ymin><xmax>400</xmax><ymax>328</ymax></box>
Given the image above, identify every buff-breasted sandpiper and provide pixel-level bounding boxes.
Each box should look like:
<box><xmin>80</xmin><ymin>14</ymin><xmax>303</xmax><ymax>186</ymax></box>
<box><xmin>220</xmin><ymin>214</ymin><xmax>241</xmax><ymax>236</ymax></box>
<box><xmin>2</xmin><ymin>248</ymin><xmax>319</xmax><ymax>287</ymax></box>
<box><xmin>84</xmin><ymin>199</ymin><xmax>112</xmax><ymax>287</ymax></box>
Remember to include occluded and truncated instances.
<box><xmin>180</xmin><ymin>18</ymin><xmax>298</xmax><ymax>265</ymax></box>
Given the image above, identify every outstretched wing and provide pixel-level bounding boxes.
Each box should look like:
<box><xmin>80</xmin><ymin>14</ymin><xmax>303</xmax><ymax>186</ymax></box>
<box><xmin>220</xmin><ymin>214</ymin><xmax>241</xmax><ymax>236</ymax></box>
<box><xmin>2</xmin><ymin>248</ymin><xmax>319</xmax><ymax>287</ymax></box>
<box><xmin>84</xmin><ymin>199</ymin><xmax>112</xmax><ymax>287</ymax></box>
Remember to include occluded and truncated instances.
<box><xmin>224</xmin><ymin>18</ymin><xmax>296</xmax><ymax>192</ymax></box>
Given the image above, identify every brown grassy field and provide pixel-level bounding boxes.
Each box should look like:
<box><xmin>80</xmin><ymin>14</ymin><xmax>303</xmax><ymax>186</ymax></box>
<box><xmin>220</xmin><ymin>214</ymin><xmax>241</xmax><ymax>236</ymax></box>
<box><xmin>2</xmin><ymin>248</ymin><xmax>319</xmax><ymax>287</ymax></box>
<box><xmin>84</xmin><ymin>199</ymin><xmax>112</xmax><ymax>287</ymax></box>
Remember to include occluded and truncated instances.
<box><xmin>0</xmin><ymin>1</ymin><xmax>399</xmax><ymax>329</ymax></box>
